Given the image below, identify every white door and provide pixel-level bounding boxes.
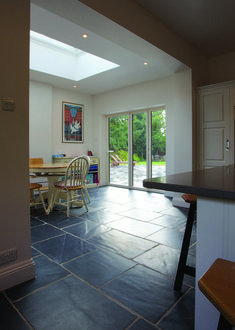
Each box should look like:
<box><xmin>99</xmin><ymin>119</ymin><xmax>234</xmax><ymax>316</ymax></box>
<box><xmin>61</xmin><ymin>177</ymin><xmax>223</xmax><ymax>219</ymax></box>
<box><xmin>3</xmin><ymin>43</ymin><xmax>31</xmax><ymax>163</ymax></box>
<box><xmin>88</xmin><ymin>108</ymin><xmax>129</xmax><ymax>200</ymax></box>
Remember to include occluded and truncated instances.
<box><xmin>198</xmin><ymin>84</ymin><xmax>234</xmax><ymax>169</ymax></box>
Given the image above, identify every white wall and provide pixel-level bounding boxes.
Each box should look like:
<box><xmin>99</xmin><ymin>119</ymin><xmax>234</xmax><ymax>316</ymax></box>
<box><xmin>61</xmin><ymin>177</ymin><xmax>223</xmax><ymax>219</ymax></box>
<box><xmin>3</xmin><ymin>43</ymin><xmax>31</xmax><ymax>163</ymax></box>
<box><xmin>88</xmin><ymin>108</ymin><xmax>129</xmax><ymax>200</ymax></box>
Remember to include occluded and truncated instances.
<box><xmin>173</xmin><ymin>70</ymin><xmax>193</xmax><ymax>173</ymax></box>
<box><xmin>29</xmin><ymin>82</ymin><xmax>93</xmax><ymax>161</ymax></box>
<box><xmin>52</xmin><ymin>88</ymin><xmax>93</xmax><ymax>157</ymax></box>
<box><xmin>29</xmin><ymin>69</ymin><xmax>192</xmax><ymax>187</ymax></box>
<box><xmin>92</xmin><ymin>69</ymin><xmax>192</xmax><ymax>185</ymax></box>
<box><xmin>30</xmin><ymin>81</ymin><xmax>52</xmax><ymax>162</ymax></box>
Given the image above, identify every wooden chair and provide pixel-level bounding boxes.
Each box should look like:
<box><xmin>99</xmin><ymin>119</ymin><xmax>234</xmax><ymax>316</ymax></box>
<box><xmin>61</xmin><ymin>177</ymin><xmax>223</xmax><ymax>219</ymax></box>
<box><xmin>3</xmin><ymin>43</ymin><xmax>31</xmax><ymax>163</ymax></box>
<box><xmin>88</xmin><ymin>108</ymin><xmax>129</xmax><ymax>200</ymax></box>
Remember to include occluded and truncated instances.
<box><xmin>198</xmin><ymin>258</ymin><xmax>235</xmax><ymax>330</ymax></box>
<box><xmin>29</xmin><ymin>158</ymin><xmax>47</xmax><ymax>176</ymax></box>
<box><xmin>50</xmin><ymin>155</ymin><xmax>90</xmax><ymax>217</ymax></box>
<box><xmin>29</xmin><ymin>157</ymin><xmax>44</xmax><ymax>165</ymax></box>
<box><xmin>29</xmin><ymin>157</ymin><xmax>49</xmax><ymax>201</ymax></box>
<box><xmin>83</xmin><ymin>185</ymin><xmax>91</xmax><ymax>203</ymax></box>
<box><xmin>174</xmin><ymin>193</ymin><xmax>197</xmax><ymax>291</ymax></box>
<box><xmin>30</xmin><ymin>182</ymin><xmax>48</xmax><ymax>214</ymax></box>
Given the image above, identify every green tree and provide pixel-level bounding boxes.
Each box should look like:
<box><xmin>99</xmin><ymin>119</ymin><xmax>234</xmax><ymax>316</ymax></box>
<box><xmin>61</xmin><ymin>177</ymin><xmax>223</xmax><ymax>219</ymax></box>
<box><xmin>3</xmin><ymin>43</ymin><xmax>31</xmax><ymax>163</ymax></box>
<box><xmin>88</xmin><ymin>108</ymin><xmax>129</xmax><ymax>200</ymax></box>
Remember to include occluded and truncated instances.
<box><xmin>152</xmin><ymin>110</ymin><xmax>166</xmax><ymax>157</ymax></box>
<box><xmin>133</xmin><ymin>112</ymin><xmax>146</xmax><ymax>160</ymax></box>
<box><xmin>109</xmin><ymin>115</ymin><xmax>128</xmax><ymax>155</ymax></box>
<box><xmin>109</xmin><ymin>110</ymin><xmax>166</xmax><ymax>162</ymax></box>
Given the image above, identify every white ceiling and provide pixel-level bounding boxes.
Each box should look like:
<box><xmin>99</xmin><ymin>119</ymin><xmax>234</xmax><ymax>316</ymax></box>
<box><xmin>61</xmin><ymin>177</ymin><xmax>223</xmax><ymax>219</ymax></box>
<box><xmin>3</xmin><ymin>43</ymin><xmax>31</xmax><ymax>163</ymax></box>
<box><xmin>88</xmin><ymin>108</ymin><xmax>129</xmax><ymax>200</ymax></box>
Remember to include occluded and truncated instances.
<box><xmin>30</xmin><ymin>0</ymin><xmax>188</xmax><ymax>95</ymax></box>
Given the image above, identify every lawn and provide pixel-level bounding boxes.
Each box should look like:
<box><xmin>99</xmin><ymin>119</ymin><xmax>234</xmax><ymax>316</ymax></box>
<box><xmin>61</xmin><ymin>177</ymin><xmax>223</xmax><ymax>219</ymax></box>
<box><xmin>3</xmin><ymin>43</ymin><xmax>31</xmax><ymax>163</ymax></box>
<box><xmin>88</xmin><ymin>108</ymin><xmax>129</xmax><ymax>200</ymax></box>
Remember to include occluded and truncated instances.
<box><xmin>135</xmin><ymin>161</ymin><xmax>166</xmax><ymax>166</ymax></box>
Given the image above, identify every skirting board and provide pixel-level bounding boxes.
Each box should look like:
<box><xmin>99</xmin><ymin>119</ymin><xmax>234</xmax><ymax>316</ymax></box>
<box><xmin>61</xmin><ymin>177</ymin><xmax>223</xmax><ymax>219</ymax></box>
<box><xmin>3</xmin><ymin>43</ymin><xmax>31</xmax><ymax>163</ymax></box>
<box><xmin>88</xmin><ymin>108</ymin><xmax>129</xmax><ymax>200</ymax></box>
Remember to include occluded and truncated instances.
<box><xmin>0</xmin><ymin>259</ymin><xmax>35</xmax><ymax>291</ymax></box>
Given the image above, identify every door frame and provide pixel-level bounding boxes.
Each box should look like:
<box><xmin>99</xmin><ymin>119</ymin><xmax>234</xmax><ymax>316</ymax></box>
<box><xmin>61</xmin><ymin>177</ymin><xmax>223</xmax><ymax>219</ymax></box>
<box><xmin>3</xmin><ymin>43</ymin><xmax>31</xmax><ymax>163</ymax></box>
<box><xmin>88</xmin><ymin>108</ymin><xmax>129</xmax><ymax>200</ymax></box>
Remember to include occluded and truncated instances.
<box><xmin>107</xmin><ymin>106</ymin><xmax>165</xmax><ymax>189</ymax></box>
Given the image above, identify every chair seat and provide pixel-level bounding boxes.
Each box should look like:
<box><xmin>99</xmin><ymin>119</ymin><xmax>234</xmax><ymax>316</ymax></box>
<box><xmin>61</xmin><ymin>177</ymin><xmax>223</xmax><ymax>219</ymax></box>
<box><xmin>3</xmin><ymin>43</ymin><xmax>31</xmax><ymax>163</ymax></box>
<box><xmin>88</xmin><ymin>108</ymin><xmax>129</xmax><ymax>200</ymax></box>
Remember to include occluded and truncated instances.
<box><xmin>182</xmin><ymin>193</ymin><xmax>197</xmax><ymax>204</ymax></box>
<box><xmin>198</xmin><ymin>258</ymin><xmax>235</xmax><ymax>326</ymax></box>
<box><xmin>54</xmin><ymin>180</ymin><xmax>83</xmax><ymax>190</ymax></box>
<box><xmin>30</xmin><ymin>182</ymin><xmax>48</xmax><ymax>191</ymax></box>
<box><xmin>30</xmin><ymin>182</ymin><xmax>43</xmax><ymax>190</ymax></box>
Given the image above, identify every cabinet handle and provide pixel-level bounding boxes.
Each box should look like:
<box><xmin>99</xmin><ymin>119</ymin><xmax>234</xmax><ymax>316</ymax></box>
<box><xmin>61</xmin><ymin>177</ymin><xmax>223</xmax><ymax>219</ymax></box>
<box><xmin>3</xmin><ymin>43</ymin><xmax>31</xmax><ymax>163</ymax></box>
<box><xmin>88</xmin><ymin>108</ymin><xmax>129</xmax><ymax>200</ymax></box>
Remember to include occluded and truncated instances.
<box><xmin>225</xmin><ymin>139</ymin><xmax>230</xmax><ymax>151</ymax></box>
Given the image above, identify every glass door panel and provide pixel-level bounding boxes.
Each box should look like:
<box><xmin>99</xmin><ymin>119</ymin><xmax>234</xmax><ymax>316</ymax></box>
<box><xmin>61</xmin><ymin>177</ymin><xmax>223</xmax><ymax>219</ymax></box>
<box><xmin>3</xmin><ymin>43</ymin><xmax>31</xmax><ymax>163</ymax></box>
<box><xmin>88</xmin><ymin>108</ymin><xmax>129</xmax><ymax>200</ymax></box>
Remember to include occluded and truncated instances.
<box><xmin>133</xmin><ymin>112</ymin><xmax>147</xmax><ymax>188</ymax></box>
<box><xmin>109</xmin><ymin>115</ymin><xmax>129</xmax><ymax>186</ymax></box>
<box><xmin>151</xmin><ymin>110</ymin><xmax>166</xmax><ymax>178</ymax></box>
<box><xmin>108</xmin><ymin>109</ymin><xmax>166</xmax><ymax>188</ymax></box>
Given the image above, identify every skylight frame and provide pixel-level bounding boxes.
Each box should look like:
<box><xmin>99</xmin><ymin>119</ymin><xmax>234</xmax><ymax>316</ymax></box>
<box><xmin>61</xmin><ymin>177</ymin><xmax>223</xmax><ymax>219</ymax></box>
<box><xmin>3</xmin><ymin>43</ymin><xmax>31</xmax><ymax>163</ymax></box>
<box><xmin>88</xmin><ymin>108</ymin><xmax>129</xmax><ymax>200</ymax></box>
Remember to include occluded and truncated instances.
<box><xmin>30</xmin><ymin>30</ymin><xmax>119</xmax><ymax>82</ymax></box>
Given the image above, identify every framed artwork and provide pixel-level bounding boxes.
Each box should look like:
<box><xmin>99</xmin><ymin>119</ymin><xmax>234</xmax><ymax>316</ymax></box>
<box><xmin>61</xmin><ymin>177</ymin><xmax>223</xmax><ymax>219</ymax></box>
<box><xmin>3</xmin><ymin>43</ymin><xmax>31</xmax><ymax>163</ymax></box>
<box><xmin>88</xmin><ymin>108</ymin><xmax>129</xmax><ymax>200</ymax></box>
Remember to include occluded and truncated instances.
<box><xmin>62</xmin><ymin>102</ymin><xmax>84</xmax><ymax>143</ymax></box>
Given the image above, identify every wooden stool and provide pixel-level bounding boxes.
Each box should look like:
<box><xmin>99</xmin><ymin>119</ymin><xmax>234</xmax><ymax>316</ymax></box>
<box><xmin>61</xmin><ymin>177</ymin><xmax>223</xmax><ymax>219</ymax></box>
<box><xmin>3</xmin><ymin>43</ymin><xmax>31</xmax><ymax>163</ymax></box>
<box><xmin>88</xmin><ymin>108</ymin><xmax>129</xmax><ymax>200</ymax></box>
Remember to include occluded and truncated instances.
<box><xmin>30</xmin><ymin>182</ymin><xmax>48</xmax><ymax>214</ymax></box>
<box><xmin>198</xmin><ymin>258</ymin><xmax>235</xmax><ymax>330</ymax></box>
<box><xmin>174</xmin><ymin>193</ymin><xmax>197</xmax><ymax>291</ymax></box>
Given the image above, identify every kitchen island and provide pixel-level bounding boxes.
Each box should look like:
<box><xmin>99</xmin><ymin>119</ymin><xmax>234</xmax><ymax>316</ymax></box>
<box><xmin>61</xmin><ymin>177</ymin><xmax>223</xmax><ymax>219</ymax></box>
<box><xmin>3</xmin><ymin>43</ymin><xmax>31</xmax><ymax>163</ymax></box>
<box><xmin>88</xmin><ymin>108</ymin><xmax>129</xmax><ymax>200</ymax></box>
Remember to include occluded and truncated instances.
<box><xmin>143</xmin><ymin>165</ymin><xmax>235</xmax><ymax>330</ymax></box>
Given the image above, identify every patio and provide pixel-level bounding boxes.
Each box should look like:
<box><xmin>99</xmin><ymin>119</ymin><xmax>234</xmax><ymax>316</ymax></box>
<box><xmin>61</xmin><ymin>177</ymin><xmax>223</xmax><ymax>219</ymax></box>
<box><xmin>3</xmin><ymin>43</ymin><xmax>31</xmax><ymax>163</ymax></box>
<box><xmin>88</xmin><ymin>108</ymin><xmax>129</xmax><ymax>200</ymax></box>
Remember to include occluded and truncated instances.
<box><xmin>110</xmin><ymin>164</ymin><xmax>166</xmax><ymax>187</ymax></box>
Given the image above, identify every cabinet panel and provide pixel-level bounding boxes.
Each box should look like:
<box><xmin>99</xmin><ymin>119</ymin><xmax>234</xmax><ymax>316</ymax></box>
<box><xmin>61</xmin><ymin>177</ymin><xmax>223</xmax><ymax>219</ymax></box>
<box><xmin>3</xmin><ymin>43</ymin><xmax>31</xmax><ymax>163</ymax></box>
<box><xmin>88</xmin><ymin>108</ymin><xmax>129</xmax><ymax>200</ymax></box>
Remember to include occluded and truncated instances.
<box><xmin>203</xmin><ymin>128</ymin><xmax>224</xmax><ymax>161</ymax></box>
<box><xmin>197</xmin><ymin>82</ymin><xmax>235</xmax><ymax>169</ymax></box>
<box><xmin>203</xmin><ymin>93</ymin><xmax>224</xmax><ymax>122</ymax></box>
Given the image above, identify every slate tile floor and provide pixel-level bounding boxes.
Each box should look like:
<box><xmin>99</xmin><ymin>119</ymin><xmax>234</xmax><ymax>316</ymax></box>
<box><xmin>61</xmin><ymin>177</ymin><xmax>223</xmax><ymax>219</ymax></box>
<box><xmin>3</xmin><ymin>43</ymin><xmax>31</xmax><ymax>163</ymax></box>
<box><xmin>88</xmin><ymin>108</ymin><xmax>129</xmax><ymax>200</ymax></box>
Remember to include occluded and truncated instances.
<box><xmin>1</xmin><ymin>186</ymin><xmax>196</xmax><ymax>329</ymax></box>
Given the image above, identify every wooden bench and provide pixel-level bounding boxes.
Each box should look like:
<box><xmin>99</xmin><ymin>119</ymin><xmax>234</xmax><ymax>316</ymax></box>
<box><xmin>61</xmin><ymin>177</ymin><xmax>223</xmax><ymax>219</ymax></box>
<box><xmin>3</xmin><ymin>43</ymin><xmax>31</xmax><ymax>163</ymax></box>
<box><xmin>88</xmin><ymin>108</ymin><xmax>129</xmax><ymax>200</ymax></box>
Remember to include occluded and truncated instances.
<box><xmin>110</xmin><ymin>154</ymin><xmax>138</xmax><ymax>167</ymax></box>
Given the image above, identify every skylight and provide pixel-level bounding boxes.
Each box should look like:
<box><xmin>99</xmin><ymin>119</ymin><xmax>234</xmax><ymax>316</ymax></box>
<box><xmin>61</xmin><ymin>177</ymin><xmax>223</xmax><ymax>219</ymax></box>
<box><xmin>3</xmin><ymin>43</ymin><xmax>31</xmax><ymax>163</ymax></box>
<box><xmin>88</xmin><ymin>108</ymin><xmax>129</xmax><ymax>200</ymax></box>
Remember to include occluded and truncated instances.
<box><xmin>30</xmin><ymin>31</ymin><xmax>119</xmax><ymax>81</ymax></box>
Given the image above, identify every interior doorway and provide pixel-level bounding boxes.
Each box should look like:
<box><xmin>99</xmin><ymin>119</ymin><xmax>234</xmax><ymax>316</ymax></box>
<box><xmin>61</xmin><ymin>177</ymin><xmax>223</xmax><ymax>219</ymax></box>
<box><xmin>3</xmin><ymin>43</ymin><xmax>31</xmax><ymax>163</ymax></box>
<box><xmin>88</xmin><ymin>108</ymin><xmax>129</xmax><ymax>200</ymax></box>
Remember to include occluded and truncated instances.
<box><xmin>108</xmin><ymin>108</ymin><xmax>166</xmax><ymax>189</ymax></box>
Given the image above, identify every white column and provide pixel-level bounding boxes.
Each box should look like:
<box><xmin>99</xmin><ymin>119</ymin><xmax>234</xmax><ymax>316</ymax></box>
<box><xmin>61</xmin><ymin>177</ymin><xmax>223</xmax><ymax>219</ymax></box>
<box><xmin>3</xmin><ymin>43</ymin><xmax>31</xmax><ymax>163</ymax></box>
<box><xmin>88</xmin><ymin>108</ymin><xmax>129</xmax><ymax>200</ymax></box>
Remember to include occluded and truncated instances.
<box><xmin>195</xmin><ymin>197</ymin><xmax>235</xmax><ymax>329</ymax></box>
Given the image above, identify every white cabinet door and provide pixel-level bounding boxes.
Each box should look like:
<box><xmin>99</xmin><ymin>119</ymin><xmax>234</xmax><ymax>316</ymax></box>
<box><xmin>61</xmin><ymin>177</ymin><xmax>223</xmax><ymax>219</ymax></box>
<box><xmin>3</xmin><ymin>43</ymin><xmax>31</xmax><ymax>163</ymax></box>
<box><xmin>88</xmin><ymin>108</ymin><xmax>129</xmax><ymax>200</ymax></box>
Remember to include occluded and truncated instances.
<box><xmin>198</xmin><ymin>83</ymin><xmax>234</xmax><ymax>168</ymax></box>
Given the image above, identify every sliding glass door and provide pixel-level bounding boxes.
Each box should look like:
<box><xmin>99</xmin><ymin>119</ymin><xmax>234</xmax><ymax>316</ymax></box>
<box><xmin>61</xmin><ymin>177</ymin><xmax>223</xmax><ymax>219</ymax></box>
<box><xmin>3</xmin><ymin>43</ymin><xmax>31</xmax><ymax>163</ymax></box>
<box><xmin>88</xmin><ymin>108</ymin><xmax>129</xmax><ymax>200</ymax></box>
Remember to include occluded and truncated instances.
<box><xmin>109</xmin><ymin>115</ymin><xmax>129</xmax><ymax>186</ymax></box>
<box><xmin>151</xmin><ymin>110</ymin><xmax>166</xmax><ymax>178</ymax></box>
<box><xmin>132</xmin><ymin>112</ymin><xmax>147</xmax><ymax>188</ymax></box>
<box><xmin>108</xmin><ymin>108</ymin><xmax>166</xmax><ymax>188</ymax></box>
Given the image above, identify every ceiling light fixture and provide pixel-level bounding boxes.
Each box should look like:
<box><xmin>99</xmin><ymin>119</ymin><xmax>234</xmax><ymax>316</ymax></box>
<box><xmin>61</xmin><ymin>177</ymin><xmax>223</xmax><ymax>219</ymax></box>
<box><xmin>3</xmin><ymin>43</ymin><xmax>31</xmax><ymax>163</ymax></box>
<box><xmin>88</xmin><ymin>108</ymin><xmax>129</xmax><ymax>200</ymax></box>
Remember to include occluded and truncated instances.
<box><xmin>82</xmin><ymin>33</ymin><xmax>88</xmax><ymax>39</ymax></box>
<box><xmin>144</xmin><ymin>61</ymin><xmax>149</xmax><ymax>66</ymax></box>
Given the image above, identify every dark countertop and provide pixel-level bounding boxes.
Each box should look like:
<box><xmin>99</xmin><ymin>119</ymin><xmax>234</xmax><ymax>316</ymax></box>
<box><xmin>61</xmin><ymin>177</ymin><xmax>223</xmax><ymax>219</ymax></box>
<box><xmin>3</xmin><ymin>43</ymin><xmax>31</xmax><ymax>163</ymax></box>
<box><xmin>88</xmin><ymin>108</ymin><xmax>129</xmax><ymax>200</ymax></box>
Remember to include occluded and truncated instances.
<box><xmin>143</xmin><ymin>164</ymin><xmax>235</xmax><ymax>200</ymax></box>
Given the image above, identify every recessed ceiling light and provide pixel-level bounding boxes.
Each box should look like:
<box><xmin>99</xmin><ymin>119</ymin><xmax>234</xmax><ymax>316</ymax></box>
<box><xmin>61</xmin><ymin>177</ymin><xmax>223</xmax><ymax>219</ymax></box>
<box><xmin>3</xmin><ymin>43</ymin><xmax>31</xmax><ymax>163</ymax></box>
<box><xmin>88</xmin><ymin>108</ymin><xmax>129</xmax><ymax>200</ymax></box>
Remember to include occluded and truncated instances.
<box><xmin>82</xmin><ymin>33</ymin><xmax>88</xmax><ymax>39</ymax></box>
<box><xmin>144</xmin><ymin>61</ymin><xmax>149</xmax><ymax>66</ymax></box>
<box><xmin>73</xmin><ymin>85</ymin><xmax>77</xmax><ymax>88</ymax></box>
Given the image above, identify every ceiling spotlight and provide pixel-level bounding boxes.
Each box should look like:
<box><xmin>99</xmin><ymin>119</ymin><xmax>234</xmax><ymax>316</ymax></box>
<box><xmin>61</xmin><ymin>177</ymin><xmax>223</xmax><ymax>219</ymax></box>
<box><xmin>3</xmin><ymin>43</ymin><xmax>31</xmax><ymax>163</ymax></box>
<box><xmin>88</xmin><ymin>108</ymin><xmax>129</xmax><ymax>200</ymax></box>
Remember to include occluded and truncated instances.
<box><xmin>144</xmin><ymin>61</ymin><xmax>149</xmax><ymax>66</ymax></box>
<box><xmin>82</xmin><ymin>33</ymin><xmax>88</xmax><ymax>39</ymax></box>
<box><xmin>73</xmin><ymin>85</ymin><xmax>77</xmax><ymax>88</ymax></box>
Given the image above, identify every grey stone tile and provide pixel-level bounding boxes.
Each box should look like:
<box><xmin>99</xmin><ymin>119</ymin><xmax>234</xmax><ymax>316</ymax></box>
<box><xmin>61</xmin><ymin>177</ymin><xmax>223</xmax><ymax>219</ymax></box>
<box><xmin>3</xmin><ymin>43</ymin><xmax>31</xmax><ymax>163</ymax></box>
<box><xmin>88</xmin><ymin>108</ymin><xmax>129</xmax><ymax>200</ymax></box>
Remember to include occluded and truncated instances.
<box><xmin>15</xmin><ymin>276</ymin><xmax>136</xmax><ymax>330</ymax></box>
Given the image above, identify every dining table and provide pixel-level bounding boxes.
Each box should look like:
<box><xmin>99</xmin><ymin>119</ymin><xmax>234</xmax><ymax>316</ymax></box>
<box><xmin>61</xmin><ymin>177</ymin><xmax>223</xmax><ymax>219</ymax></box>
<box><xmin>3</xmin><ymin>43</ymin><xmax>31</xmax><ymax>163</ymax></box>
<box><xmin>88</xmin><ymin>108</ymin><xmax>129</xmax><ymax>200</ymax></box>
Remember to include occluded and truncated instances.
<box><xmin>29</xmin><ymin>162</ymin><xmax>68</xmax><ymax>213</ymax></box>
